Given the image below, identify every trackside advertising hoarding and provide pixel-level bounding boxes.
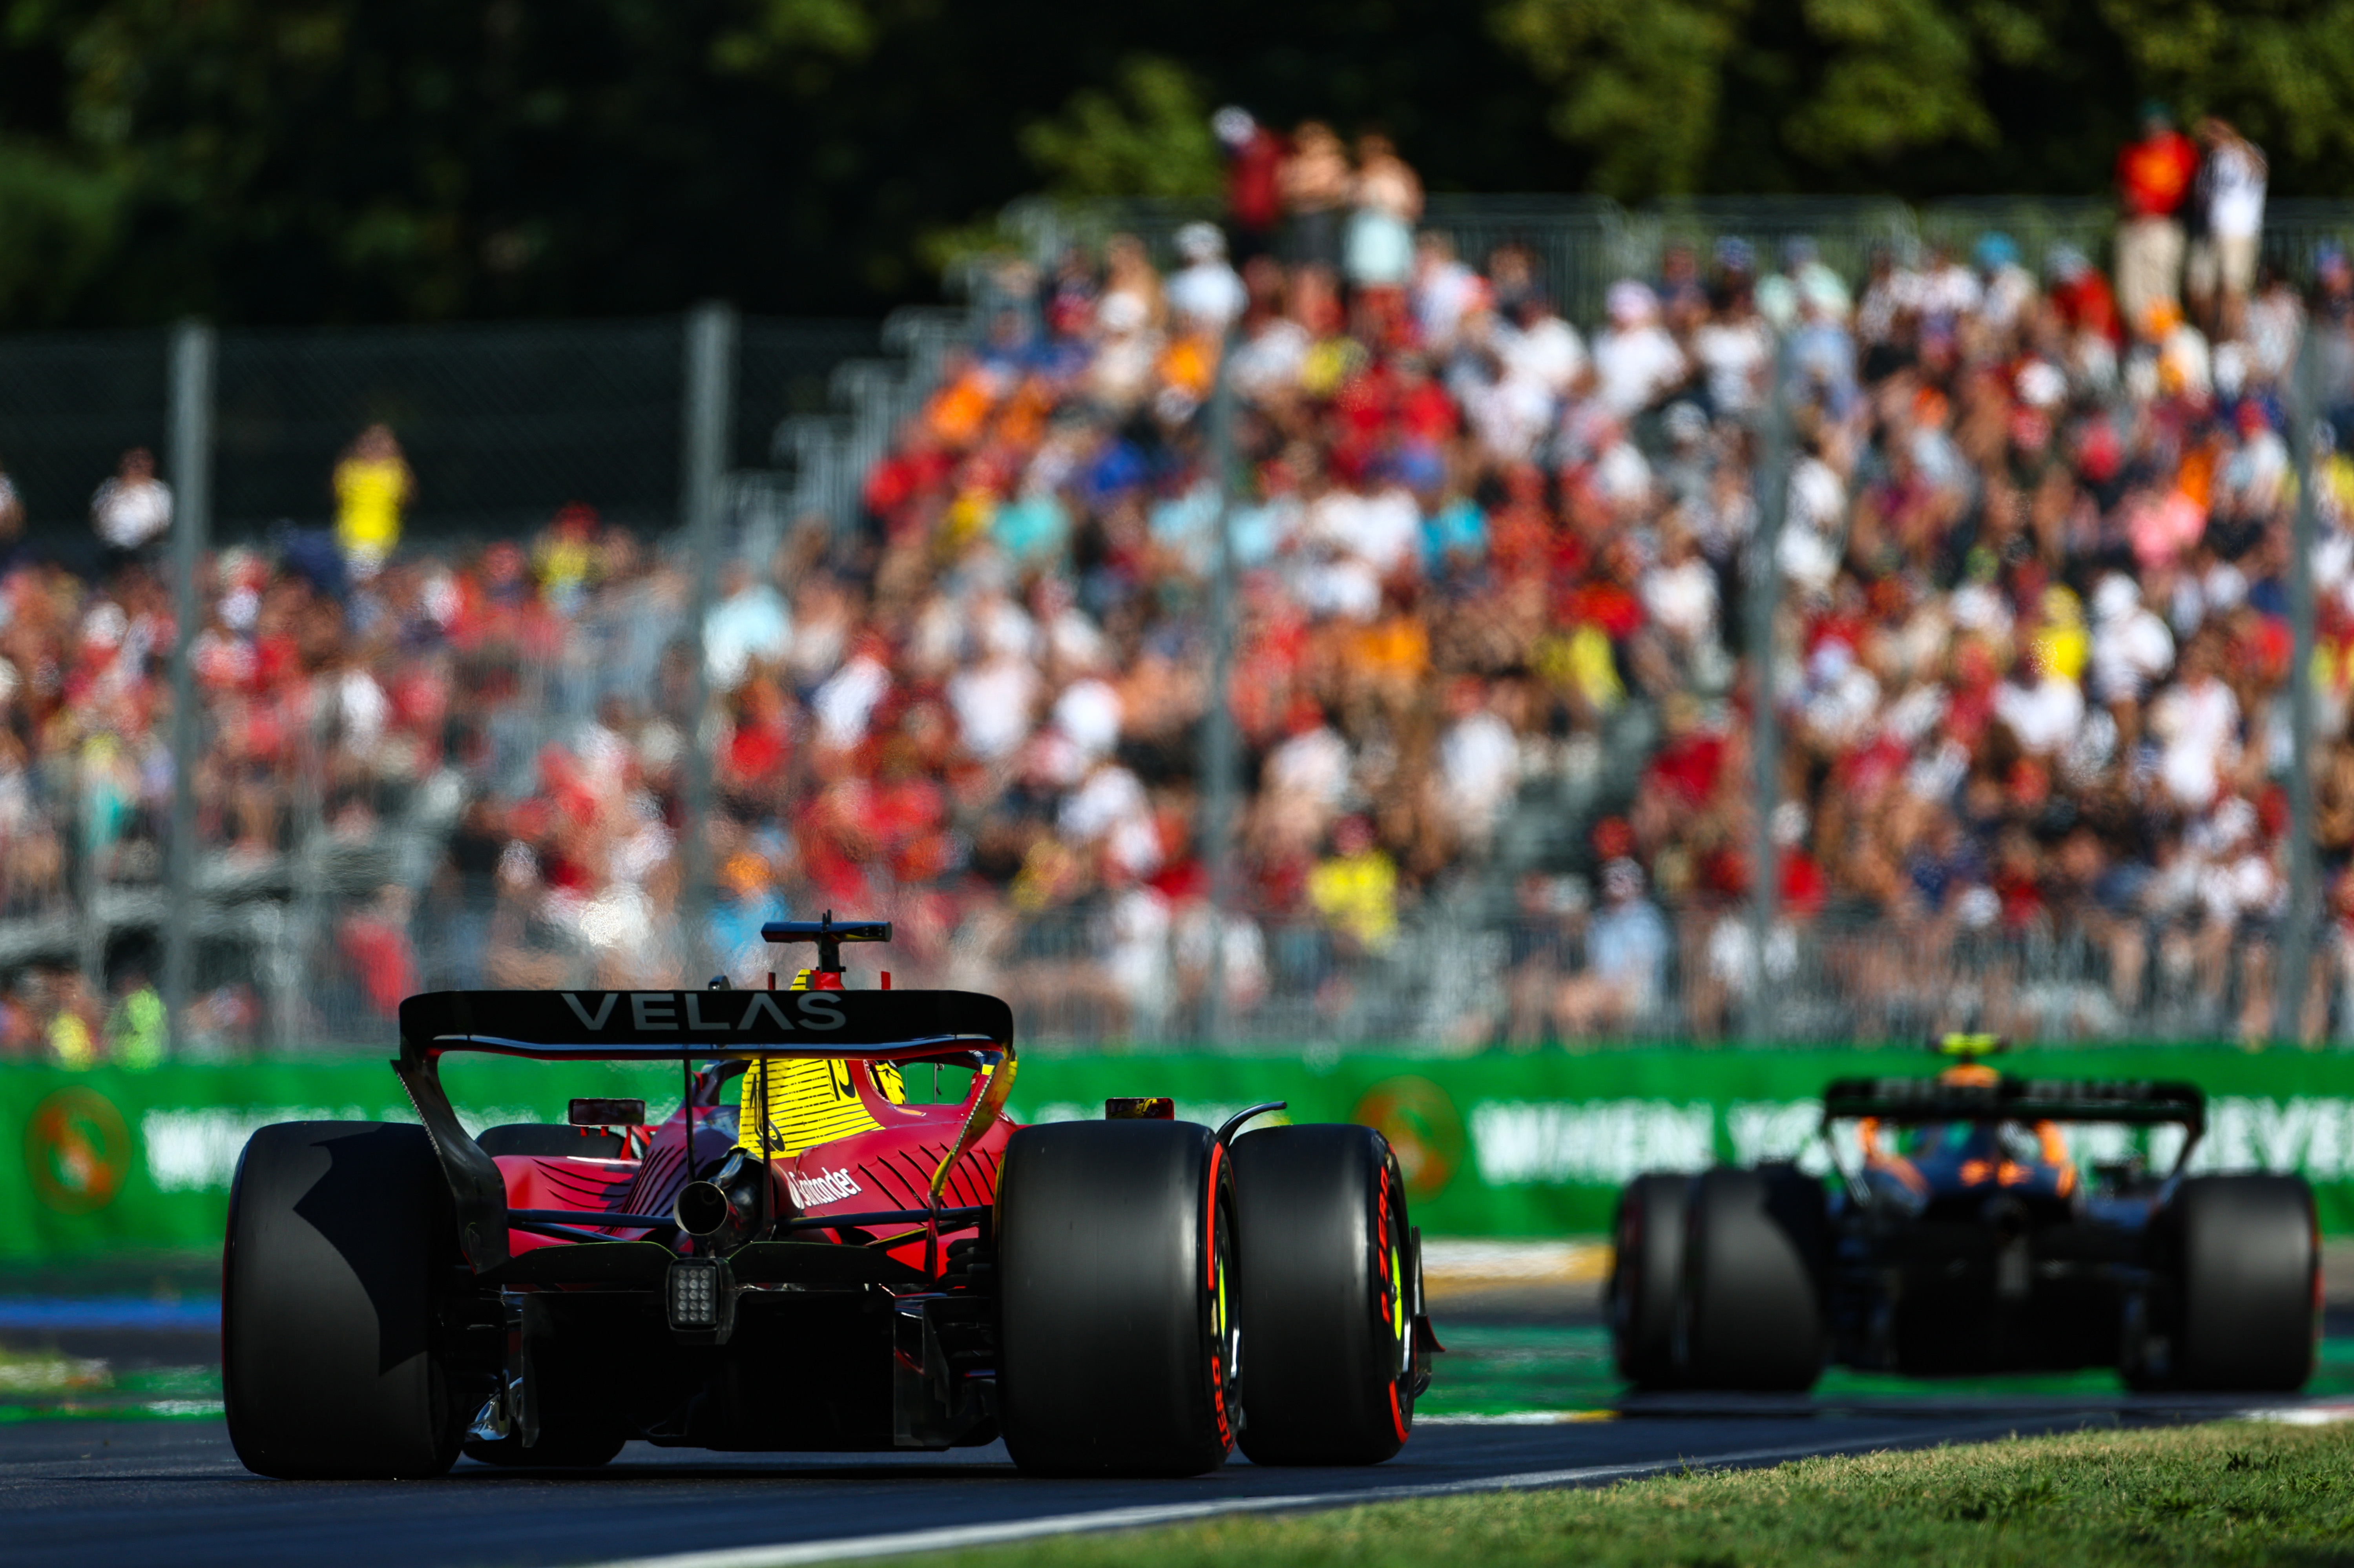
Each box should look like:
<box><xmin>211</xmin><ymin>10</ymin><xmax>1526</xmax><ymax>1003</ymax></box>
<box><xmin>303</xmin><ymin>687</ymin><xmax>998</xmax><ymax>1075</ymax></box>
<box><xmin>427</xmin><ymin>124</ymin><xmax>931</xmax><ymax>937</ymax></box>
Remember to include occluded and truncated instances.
<box><xmin>10</xmin><ymin>1049</ymin><xmax>2354</xmax><ymax>1261</ymax></box>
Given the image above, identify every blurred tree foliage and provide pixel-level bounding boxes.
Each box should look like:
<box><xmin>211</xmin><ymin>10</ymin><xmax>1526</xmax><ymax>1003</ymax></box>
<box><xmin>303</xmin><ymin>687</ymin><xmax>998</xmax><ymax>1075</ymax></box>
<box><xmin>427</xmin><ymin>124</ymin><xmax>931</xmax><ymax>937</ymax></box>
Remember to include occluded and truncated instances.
<box><xmin>1020</xmin><ymin>56</ymin><xmax>1223</xmax><ymax>200</ymax></box>
<box><xmin>0</xmin><ymin>0</ymin><xmax>2350</xmax><ymax>327</ymax></box>
<box><xmin>1498</xmin><ymin>0</ymin><xmax>2354</xmax><ymax>200</ymax></box>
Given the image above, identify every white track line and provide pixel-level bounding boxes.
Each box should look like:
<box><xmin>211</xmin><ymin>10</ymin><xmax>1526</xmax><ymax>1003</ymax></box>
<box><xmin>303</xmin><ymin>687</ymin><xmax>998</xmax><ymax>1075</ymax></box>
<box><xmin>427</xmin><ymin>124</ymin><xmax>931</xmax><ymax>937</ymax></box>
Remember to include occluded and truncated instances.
<box><xmin>578</xmin><ymin>1420</ymin><xmax>2036</xmax><ymax>1568</ymax></box>
<box><xmin>2243</xmin><ymin>1403</ymin><xmax>2354</xmax><ymax>1425</ymax></box>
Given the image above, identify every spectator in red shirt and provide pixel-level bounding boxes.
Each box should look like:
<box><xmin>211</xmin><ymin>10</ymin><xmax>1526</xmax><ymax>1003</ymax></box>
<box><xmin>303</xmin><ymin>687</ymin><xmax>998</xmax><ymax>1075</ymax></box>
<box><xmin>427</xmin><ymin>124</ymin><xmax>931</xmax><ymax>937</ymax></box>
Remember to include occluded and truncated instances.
<box><xmin>2114</xmin><ymin>100</ymin><xmax>2199</xmax><ymax>332</ymax></box>
<box><xmin>1214</xmin><ymin>107</ymin><xmax>1285</xmax><ymax>264</ymax></box>
<box><xmin>2047</xmin><ymin>245</ymin><xmax>2120</xmax><ymax>344</ymax></box>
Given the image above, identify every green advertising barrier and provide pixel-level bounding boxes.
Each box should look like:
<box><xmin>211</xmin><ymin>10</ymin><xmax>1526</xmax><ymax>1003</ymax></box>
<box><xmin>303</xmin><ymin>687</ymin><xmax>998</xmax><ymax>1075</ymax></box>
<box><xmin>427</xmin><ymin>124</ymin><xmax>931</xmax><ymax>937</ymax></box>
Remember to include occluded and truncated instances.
<box><xmin>12</xmin><ymin>1048</ymin><xmax>2354</xmax><ymax>1262</ymax></box>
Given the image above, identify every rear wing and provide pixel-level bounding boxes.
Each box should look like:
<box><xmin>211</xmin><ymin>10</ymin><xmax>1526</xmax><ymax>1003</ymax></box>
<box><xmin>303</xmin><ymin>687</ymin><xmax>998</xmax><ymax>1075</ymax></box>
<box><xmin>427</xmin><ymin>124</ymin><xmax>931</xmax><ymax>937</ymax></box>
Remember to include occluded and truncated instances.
<box><xmin>397</xmin><ymin>988</ymin><xmax>1012</xmax><ymax>1061</ymax></box>
<box><xmin>392</xmin><ymin>988</ymin><xmax>1016</xmax><ymax>1273</ymax></box>
<box><xmin>1819</xmin><ymin>1075</ymin><xmax>2204</xmax><ymax>1134</ymax></box>
<box><xmin>1819</xmin><ymin>1073</ymin><xmax>2205</xmax><ymax>1190</ymax></box>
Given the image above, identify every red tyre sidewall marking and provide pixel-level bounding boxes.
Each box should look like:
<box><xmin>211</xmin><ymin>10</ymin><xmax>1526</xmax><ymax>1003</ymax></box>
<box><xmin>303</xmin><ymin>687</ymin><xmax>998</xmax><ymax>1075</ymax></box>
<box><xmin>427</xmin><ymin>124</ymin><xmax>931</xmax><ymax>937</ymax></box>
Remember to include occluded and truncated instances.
<box><xmin>1379</xmin><ymin>1156</ymin><xmax>1409</xmax><ymax>1444</ymax></box>
<box><xmin>1205</xmin><ymin>1139</ymin><xmax>1232</xmax><ymax>1450</ymax></box>
<box><xmin>1205</xmin><ymin>1140</ymin><xmax>1224</xmax><ymax>1292</ymax></box>
<box><xmin>1376</xmin><ymin>1161</ymin><xmax>1394</xmax><ymax>1329</ymax></box>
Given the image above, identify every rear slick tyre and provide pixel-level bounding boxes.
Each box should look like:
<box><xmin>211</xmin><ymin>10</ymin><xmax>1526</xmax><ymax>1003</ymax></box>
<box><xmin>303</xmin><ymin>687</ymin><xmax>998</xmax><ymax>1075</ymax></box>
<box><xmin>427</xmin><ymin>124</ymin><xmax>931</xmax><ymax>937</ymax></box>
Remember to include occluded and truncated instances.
<box><xmin>2169</xmin><ymin>1174</ymin><xmax>2318</xmax><ymax>1391</ymax></box>
<box><xmin>1675</xmin><ymin>1167</ymin><xmax>1824</xmax><ymax>1391</ymax></box>
<box><xmin>1611</xmin><ymin>1172</ymin><xmax>1690</xmax><ymax>1389</ymax></box>
<box><xmin>223</xmin><ymin>1122</ymin><xmax>465</xmax><ymax>1479</ymax></box>
<box><xmin>1231</xmin><ymin>1123</ymin><xmax>1419</xmax><ymax>1465</ymax></box>
<box><xmin>996</xmin><ymin>1119</ymin><xmax>1237</xmax><ymax>1476</ymax></box>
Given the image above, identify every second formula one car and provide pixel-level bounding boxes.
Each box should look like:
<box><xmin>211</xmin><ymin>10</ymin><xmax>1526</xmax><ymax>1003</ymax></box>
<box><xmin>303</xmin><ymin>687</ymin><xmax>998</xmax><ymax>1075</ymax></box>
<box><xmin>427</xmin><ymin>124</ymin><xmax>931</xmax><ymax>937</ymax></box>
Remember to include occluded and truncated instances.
<box><xmin>221</xmin><ymin>917</ymin><xmax>1434</xmax><ymax>1479</ymax></box>
<box><xmin>1612</xmin><ymin>1041</ymin><xmax>2317</xmax><ymax>1393</ymax></box>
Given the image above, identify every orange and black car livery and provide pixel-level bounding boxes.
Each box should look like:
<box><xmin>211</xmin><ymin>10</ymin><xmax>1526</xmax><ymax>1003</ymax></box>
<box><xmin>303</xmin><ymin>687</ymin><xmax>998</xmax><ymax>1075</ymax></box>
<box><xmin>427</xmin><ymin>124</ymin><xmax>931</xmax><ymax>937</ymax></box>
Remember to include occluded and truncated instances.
<box><xmin>1610</xmin><ymin>1038</ymin><xmax>2317</xmax><ymax>1395</ymax></box>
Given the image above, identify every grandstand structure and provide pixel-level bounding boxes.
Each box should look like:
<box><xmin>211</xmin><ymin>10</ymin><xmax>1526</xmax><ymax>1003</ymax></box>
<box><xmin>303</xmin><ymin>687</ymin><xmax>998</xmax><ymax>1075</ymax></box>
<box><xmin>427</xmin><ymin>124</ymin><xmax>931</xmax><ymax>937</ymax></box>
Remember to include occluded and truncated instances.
<box><xmin>4</xmin><ymin>193</ymin><xmax>2354</xmax><ymax>1055</ymax></box>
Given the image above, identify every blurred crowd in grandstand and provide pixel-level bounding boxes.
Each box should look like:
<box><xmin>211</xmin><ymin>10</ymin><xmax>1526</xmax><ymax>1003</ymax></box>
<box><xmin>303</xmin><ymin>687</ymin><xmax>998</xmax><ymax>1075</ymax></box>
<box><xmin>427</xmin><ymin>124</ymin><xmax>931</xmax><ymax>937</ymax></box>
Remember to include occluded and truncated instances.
<box><xmin>11</xmin><ymin>102</ymin><xmax>2354</xmax><ymax>1059</ymax></box>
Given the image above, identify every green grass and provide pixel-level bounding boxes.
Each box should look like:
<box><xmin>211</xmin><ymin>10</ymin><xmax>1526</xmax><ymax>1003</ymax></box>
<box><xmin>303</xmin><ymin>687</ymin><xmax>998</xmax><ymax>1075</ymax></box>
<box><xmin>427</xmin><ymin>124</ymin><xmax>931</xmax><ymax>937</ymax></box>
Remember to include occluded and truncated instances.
<box><xmin>911</xmin><ymin>1422</ymin><xmax>2354</xmax><ymax>1568</ymax></box>
<box><xmin>0</xmin><ymin>1344</ymin><xmax>221</xmax><ymax>1420</ymax></box>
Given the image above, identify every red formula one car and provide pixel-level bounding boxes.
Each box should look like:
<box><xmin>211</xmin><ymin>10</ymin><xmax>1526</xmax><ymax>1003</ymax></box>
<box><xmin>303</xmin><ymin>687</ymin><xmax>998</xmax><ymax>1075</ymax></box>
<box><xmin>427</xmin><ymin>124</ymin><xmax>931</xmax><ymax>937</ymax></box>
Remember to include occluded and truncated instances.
<box><xmin>222</xmin><ymin>918</ymin><xmax>1434</xmax><ymax>1479</ymax></box>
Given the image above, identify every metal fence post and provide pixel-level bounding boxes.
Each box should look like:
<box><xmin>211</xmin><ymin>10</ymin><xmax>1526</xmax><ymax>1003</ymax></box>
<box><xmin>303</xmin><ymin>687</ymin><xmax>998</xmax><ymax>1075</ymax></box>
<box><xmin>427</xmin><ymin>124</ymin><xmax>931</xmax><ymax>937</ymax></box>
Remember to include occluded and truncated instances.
<box><xmin>2278</xmin><ymin>328</ymin><xmax>2323</xmax><ymax>1045</ymax></box>
<box><xmin>1201</xmin><ymin>325</ymin><xmax>1240</xmax><ymax>1048</ymax></box>
<box><xmin>273</xmin><ymin>706</ymin><xmax>325</xmax><ymax>1050</ymax></box>
<box><xmin>680</xmin><ymin>303</ymin><xmax>737</xmax><ymax>978</ymax></box>
<box><xmin>164</xmin><ymin>321</ymin><xmax>214</xmax><ymax>1047</ymax></box>
<box><xmin>74</xmin><ymin>747</ymin><xmax>102</xmax><ymax>989</ymax></box>
<box><xmin>1743</xmin><ymin>335</ymin><xmax>1794</xmax><ymax>1045</ymax></box>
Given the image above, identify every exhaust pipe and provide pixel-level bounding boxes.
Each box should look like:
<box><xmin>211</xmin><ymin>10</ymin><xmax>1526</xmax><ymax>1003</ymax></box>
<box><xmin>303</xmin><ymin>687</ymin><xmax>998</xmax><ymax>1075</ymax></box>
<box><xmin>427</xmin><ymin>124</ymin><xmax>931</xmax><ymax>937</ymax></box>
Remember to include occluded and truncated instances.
<box><xmin>674</xmin><ymin>1150</ymin><xmax>769</xmax><ymax>1254</ymax></box>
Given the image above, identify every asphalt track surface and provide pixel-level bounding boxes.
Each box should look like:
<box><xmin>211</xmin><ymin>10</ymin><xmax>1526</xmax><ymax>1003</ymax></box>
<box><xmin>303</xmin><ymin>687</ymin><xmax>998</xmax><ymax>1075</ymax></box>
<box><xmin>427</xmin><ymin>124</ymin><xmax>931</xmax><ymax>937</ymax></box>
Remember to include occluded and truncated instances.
<box><xmin>8</xmin><ymin>1397</ymin><xmax>2323</xmax><ymax>1568</ymax></box>
<box><xmin>13</xmin><ymin>1260</ymin><xmax>2352</xmax><ymax>1568</ymax></box>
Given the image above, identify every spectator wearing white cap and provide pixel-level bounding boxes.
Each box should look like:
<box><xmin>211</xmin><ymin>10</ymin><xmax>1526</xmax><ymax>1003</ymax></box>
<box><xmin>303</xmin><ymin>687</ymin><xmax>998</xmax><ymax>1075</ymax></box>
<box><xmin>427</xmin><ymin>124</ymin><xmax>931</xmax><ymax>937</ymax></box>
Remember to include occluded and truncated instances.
<box><xmin>90</xmin><ymin>447</ymin><xmax>172</xmax><ymax>572</ymax></box>
<box><xmin>1592</xmin><ymin>281</ymin><xmax>1686</xmax><ymax>416</ymax></box>
<box><xmin>1168</xmin><ymin>222</ymin><xmax>1246</xmax><ymax>334</ymax></box>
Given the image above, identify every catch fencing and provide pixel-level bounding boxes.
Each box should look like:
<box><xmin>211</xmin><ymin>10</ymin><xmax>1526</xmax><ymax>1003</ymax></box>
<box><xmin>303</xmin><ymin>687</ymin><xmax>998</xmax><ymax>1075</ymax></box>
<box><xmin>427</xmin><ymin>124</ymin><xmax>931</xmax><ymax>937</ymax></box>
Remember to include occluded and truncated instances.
<box><xmin>274</xmin><ymin>902</ymin><xmax>2341</xmax><ymax>1055</ymax></box>
<box><xmin>1000</xmin><ymin>192</ymin><xmax>2354</xmax><ymax>335</ymax></box>
<box><xmin>0</xmin><ymin>315</ymin><xmax>877</xmax><ymax>544</ymax></box>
